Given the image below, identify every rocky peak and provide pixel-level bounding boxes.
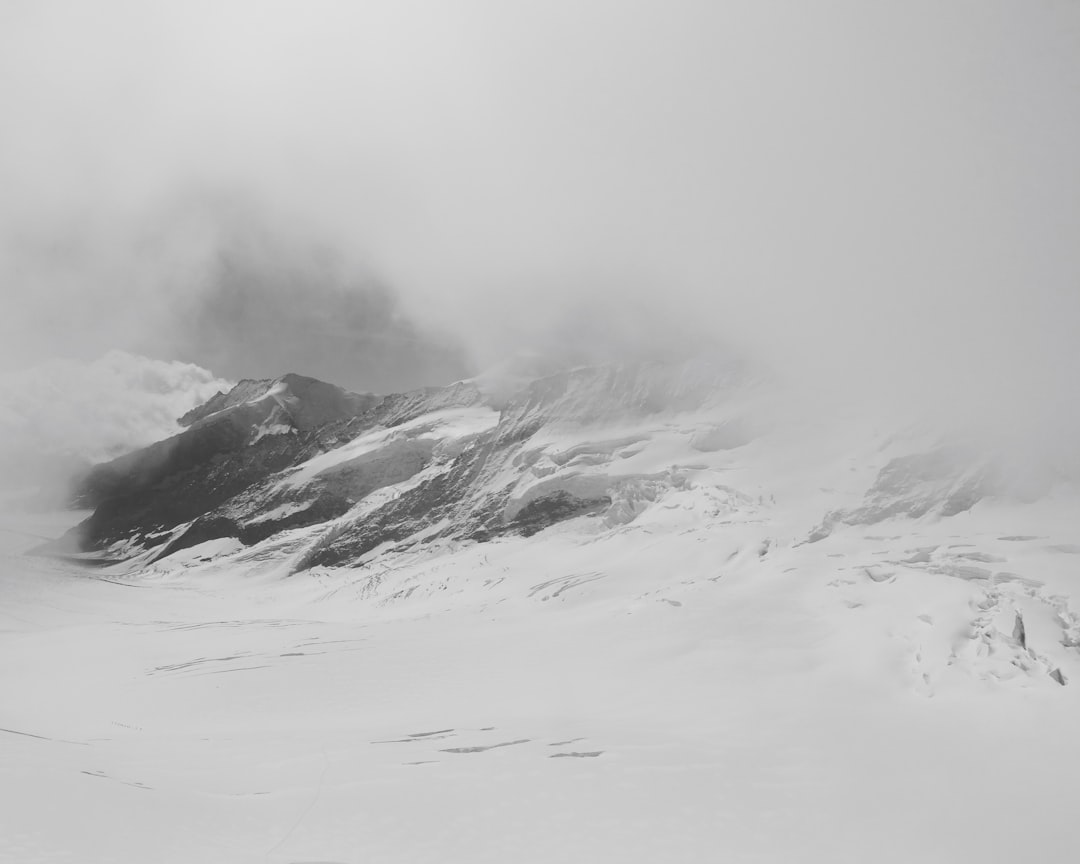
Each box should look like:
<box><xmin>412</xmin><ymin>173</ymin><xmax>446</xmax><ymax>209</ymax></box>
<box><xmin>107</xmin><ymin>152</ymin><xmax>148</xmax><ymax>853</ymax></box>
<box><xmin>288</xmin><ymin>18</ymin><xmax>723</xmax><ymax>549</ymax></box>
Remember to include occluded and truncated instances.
<box><xmin>177</xmin><ymin>378</ymin><xmax>272</xmax><ymax>427</ymax></box>
<box><xmin>70</xmin><ymin>372</ymin><xmax>377</xmax><ymax>512</ymax></box>
<box><xmin>178</xmin><ymin>373</ymin><xmax>380</xmax><ymax>433</ymax></box>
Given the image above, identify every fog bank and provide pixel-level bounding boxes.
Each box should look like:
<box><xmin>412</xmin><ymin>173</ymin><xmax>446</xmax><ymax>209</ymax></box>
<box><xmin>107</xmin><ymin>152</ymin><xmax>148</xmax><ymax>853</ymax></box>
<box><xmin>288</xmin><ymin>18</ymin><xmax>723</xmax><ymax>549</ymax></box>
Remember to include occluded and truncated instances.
<box><xmin>1</xmin><ymin>1</ymin><xmax>1077</xmax><ymax>439</ymax></box>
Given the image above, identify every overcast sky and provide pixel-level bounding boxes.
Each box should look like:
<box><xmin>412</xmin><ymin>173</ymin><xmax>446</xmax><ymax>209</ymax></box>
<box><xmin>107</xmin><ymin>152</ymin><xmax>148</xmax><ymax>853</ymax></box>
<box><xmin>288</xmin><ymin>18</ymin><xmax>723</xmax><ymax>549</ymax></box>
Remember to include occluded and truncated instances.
<box><xmin>1</xmin><ymin>1</ymin><xmax>1078</xmax><ymax>414</ymax></box>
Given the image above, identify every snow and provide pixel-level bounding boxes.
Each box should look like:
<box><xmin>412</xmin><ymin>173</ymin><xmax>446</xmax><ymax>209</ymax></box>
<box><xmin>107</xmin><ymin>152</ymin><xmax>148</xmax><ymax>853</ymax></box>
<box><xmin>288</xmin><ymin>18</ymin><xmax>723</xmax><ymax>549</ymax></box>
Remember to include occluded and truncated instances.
<box><xmin>3</xmin><ymin>392</ymin><xmax>1080</xmax><ymax>863</ymax></box>
<box><xmin>278</xmin><ymin>406</ymin><xmax>499</xmax><ymax>490</ymax></box>
<box><xmin>250</xmin><ymin>421</ymin><xmax>294</xmax><ymax>443</ymax></box>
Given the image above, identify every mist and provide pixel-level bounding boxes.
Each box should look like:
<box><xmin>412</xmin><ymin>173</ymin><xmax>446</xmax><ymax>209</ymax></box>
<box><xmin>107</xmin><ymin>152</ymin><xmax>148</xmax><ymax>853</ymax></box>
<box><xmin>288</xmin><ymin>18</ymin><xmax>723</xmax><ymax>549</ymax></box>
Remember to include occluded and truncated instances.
<box><xmin>1</xmin><ymin>1</ymin><xmax>1078</xmax><ymax>445</ymax></box>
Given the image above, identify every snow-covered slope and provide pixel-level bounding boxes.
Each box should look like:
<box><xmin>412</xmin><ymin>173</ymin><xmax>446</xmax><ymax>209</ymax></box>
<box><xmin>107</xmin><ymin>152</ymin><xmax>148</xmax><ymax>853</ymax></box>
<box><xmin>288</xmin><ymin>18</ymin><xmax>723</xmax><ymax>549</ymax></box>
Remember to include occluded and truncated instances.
<box><xmin>58</xmin><ymin>355</ymin><xmax>1080</xmax><ymax>697</ymax></box>
<box><xmin>0</xmin><ymin>351</ymin><xmax>231</xmax><ymax>502</ymax></box>
<box><xmin>61</xmin><ymin>360</ymin><xmax>747</xmax><ymax>558</ymax></box>
<box><xmin>68</xmin><ymin>356</ymin><xmax>1077</xmax><ymax>584</ymax></box>
<box><xmin>4</xmin><ymin>357</ymin><xmax>1080</xmax><ymax>862</ymax></box>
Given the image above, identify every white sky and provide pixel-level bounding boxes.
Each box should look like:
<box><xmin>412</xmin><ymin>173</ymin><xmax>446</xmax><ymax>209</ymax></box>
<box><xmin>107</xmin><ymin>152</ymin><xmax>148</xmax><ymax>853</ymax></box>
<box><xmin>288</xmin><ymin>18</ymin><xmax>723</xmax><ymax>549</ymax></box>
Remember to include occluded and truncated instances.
<box><xmin>0</xmin><ymin>1</ymin><xmax>1077</xmax><ymax>422</ymax></box>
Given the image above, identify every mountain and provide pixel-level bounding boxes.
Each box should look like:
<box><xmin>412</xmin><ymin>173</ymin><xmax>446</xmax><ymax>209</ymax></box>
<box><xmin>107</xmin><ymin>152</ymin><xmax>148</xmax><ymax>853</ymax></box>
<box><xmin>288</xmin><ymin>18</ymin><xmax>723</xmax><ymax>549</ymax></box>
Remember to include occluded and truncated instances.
<box><xmin>9</xmin><ymin>355</ymin><xmax>1080</xmax><ymax>862</ymax></box>
<box><xmin>53</xmin><ymin>354</ymin><xmax>1080</xmax><ymax>694</ymax></box>
<box><xmin>60</xmin><ymin>359</ymin><xmax>748</xmax><ymax>562</ymax></box>
<box><xmin>57</xmin><ymin>353</ymin><xmax>1079</xmax><ymax>693</ymax></box>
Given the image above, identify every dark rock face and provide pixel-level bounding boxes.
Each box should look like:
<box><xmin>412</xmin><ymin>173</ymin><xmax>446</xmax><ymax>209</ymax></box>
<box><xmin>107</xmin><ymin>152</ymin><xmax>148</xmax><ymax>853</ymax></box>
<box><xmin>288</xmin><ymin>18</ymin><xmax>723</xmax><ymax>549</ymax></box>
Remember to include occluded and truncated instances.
<box><xmin>178</xmin><ymin>374</ymin><xmax>377</xmax><ymax>429</ymax></box>
<box><xmin>808</xmin><ymin>445</ymin><xmax>992</xmax><ymax>542</ymax></box>
<box><xmin>507</xmin><ymin>491</ymin><xmax>612</xmax><ymax>538</ymax></box>
<box><xmin>75</xmin><ymin>374</ymin><xmax>380</xmax><ymax>509</ymax></box>
<box><xmin>177</xmin><ymin>379</ymin><xmax>270</xmax><ymax>427</ymax></box>
<box><xmin>57</xmin><ymin>360</ymin><xmax>735</xmax><ymax>570</ymax></box>
<box><xmin>61</xmin><ymin>370</ymin><xmax>522</xmax><ymax>559</ymax></box>
<box><xmin>76</xmin><ymin>432</ymin><xmax>307</xmax><ymax>552</ymax></box>
<box><xmin>292</xmin><ymin>363</ymin><xmax>725</xmax><ymax>569</ymax></box>
<box><xmin>298</xmin><ymin>434</ymin><xmax>513</xmax><ymax>569</ymax></box>
<box><xmin>64</xmin><ymin>374</ymin><xmax>423</xmax><ymax>554</ymax></box>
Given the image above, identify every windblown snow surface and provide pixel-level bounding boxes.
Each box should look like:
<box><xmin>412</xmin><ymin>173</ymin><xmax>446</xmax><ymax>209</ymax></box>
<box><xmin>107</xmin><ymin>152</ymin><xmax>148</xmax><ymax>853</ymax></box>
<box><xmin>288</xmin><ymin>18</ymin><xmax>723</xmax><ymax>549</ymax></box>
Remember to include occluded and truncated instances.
<box><xmin>2</xmin><ymin>374</ymin><xmax>1080</xmax><ymax>863</ymax></box>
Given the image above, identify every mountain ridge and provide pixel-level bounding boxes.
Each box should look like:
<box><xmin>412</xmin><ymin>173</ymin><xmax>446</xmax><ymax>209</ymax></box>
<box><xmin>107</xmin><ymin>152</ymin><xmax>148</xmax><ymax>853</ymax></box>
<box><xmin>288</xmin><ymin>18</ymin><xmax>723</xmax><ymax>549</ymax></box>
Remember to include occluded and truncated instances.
<box><xmin>25</xmin><ymin>353</ymin><xmax>1080</xmax><ymax>707</ymax></box>
<box><xmin>52</xmin><ymin>354</ymin><xmax>1076</xmax><ymax>610</ymax></box>
<box><xmin>58</xmin><ymin>359</ymin><xmax>745</xmax><ymax>563</ymax></box>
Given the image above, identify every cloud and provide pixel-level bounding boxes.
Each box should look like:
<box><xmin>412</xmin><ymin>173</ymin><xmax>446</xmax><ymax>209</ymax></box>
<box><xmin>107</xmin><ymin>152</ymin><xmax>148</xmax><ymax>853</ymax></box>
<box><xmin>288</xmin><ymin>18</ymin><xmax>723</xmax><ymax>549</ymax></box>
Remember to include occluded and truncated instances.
<box><xmin>0</xmin><ymin>0</ymin><xmax>1076</xmax><ymax>448</ymax></box>
<box><xmin>166</xmin><ymin>212</ymin><xmax>472</xmax><ymax>393</ymax></box>
<box><xmin>0</xmin><ymin>350</ymin><xmax>231</xmax><ymax>503</ymax></box>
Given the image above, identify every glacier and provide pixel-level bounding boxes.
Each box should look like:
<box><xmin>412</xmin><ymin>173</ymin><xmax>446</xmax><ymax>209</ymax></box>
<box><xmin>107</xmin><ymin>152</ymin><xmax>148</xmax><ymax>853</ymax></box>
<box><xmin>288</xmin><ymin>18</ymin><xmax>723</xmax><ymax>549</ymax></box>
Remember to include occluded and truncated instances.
<box><xmin>2</xmin><ymin>356</ymin><xmax>1079</xmax><ymax>863</ymax></box>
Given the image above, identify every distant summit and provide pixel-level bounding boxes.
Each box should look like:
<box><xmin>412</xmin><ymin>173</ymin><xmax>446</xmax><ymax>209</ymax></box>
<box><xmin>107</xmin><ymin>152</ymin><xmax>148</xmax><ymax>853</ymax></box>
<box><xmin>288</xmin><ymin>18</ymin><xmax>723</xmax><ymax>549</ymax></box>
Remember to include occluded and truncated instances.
<box><xmin>58</xmin><ymin>359</ymin><xmax>745</xmax><ymax>563</ymax></box>
<box><xmin>176</xmin><ymin>373</ymin><xmax>379</xmax><ymax>433</ymax></box>
<box><xmin>48</xmin><ymin>351</ymin><xmax>1069</xmax><ymax>593</ymax></box>
<box><xmin>70</xmin><ymin>372</ymin><xmax>385</xmax><ymax>517</ymax></box>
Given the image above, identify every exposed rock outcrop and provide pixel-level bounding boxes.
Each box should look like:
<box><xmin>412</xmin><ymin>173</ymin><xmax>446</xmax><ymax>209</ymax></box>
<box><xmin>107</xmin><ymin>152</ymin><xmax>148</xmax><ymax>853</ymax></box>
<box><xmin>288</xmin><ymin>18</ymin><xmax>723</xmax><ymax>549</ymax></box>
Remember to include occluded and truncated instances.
<box><xmin>808</xmin><ymin>445</ymin><xmax>992</xmax><ymax>542</ymax></box>
<box><xmin>56</xmin><ymin>359</ymin><xmax>746</xmax><ymax>569</ymax></box>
